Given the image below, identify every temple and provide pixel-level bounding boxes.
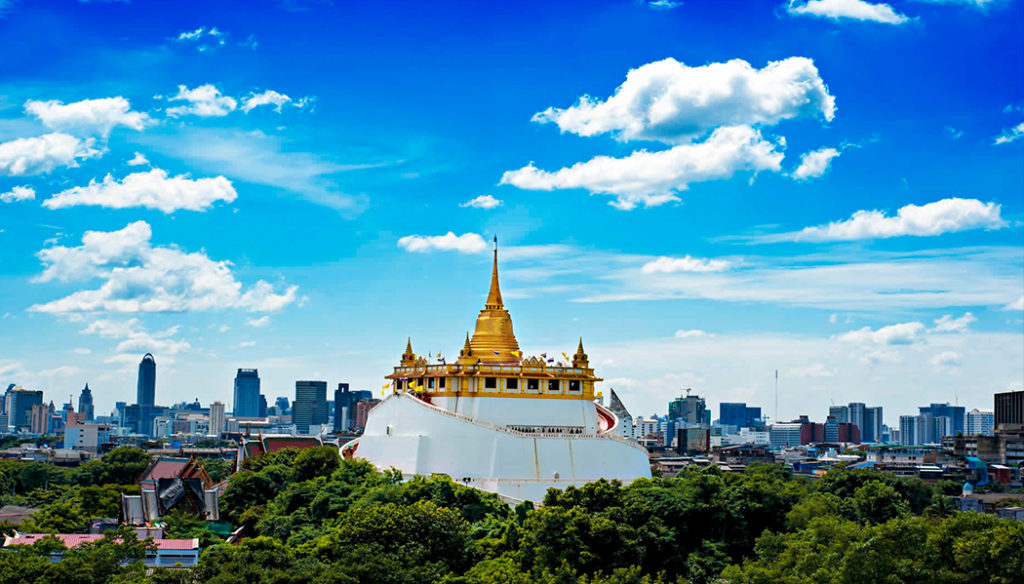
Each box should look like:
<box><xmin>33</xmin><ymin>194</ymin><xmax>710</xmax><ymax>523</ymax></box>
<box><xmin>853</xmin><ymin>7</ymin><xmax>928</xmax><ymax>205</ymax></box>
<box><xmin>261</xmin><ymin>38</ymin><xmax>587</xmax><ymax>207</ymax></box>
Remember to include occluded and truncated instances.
<box><xmin>348</xmin><ymin>243</ymin><xmax>651</xmax><ymax>502</ymax></box>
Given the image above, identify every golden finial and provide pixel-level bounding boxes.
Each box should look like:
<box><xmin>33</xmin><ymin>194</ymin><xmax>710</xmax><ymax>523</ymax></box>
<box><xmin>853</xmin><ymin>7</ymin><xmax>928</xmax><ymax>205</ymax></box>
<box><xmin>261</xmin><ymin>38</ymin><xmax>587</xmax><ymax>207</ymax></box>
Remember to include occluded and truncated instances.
<box><xmin>485</xmin><ymin>236</ymin><xmax>503</xmax><ymax>309</ymax></box>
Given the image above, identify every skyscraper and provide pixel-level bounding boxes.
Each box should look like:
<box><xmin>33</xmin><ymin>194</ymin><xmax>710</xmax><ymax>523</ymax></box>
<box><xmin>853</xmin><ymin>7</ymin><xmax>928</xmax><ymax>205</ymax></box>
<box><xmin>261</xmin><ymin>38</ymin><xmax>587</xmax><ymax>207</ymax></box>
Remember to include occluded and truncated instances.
<box><xmin>862</xmin><ymin>406</ymin><xmax>883</xmax><ymax>443</ymax></box>
<box><xmin>967</xmin><ymin>409</ymin><xmax>994</xmax><ymax>436</ymax></box>
<box><xmin>918</xmin><ymin>403</ymin><xmax>965</xmax><ymax>436</ymax></box>
<box><xmin>233</xmin><ymin>369</ymin><xmax>261</xmax><ymax>417</ymax></box>
<box><xmin>333</xmin><ymin>383</ymin><xmax>372</xmax><ymax>433</ymax></box>
<box><xmin>668</xmin><ymin>392</ymin><xmax>710</xmax><ymax>427</ymax></box>
<box><xmin>209</xmin><ymin>401</ymin><xmax>226</xmax><ymax>437</ymax></box>
<box><xmin>899</xmin><ymin>415</ymin><xmax>917</xmax><ymax>445</ymax></box>
<box><xmin>293</xmin><ymin>380</ymin><xmax>328</xmax><ymax>434</ymax></box>
<box><xmin>78</xmin><ymin>384</ymin><xmax>95</xmax><ymax>421</ymax></box>
<box><xmin>719</xmin><ymin>402</ymin><xmax>761</xmax><ymax>429</ymax></box>
<box><xmin>137</xmin><ymin>354</ymin><xmax>156</xmax><ymax>406</ymax></box>
<box><xmin>7</xmin><ymin>387</ymin><xmax>43</xmax><ymax>431</ymax></box>
<box><xmin>994</xmin><ymin>390</ymin><xmax>1023</xmax><ymax>428</ymax></box>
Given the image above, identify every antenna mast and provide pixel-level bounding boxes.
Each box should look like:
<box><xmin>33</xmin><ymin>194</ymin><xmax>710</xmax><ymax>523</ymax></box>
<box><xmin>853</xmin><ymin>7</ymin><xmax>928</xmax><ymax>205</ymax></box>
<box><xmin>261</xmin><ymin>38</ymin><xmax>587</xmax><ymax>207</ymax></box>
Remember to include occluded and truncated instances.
<box><xmin>774</xmin><ymin>370</ymin><xmax>779</xmax><ymax>424</ymax></box>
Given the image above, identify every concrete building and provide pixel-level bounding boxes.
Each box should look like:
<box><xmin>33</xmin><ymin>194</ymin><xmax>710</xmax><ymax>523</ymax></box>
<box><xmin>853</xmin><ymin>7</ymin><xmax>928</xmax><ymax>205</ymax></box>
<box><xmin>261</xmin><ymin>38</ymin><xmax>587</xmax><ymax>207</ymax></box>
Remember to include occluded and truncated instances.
<box><xmin>995</xmin><ymin>390</ymin><xmax>1023</xmax><ymax>428</ymax></box>
<box><xmin>63</xmin><ymin>424</ymin><xmax>111</xmax><ymax>452</ymax></box>
<box><xmin>293</xmin><ymin>380</ymin><xmax>328</xmax><ymax>434</ymax></box>
<box><xmin>899</xmin><ymin>415</ymin><xmax>918</xmax><ymax>445</ymax></box>
<box><xmin>669</xmin><ymin>392</ymin><xmax>710</xmax><ymax>427</ymax></box>
<box><xmin>333</xmin><ymin>384</ymin><xmax>372</xmax><ymax>434</ymax></box>
<box><xmin>354</xmin><ymin>398</ymin><xmax>380</xmax><ymax>431</ymax></box>
<box><xmin>6</xmin><ymin>387</ymin><xmax>43</xmax><ymax>432</ymax></box>
<box><xmin>233</xmin><ymin>369</ymin><xmax>261</xmax><ymax>418</ymax></box>
<box><xmin>863</xmin><ymin>406</ymin><xmax>883</xmax><ymax>443</ymax></box>
<box><xmin>30</xmin><ymin>403</ymin><xmax>50</xmax><ymax>434</ymax></box>
<box><xmin>967</xmin><ymin>409</ymin><xmax>994</xmax><ymax>436</ymax></box>
<box><xmin>209</xmin><ymin>401</ymin><xmax>226</xmax><ymax>437</ymax></box>
<box><xmin>719</xmin><ymin>402</ymin><xmax>761</xmax><ymax>429</ymax></box>
<box><xmin>919</xmin><ymin>403</ymin><xmax>965</xmax><ymax>435</ymax></box>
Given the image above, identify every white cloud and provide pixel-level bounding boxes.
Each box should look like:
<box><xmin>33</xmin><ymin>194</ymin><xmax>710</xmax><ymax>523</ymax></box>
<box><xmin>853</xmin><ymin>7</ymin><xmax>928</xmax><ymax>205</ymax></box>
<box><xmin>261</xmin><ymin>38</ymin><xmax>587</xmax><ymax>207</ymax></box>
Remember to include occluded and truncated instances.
<box><xmin>42</xmin><ymin>168</ymin><xmax>237</xmax><ymax>213</ymax></box>
<box><xmin>0</xmin><ymin>132</ymin><xmax>101</xmax><ymax>176</ymax></box>
<box><xmin>532</xmin><ymin>57</ymin><xmax>834</xmax><ymax>143</ymax></box>
<box><xmin>932</xmin><ymin>312</ymin><xmax>976</xmax><ymax>333</ymax></box>
<box><xmin>37</xmin><ymin>366</ymin><xmax>80</xmax><ymax>377</ymax></box>
<box><xmin>30</xmin><ymin>221</ymin><xmax>297</xmax><ymax>313</ymax></box>
<box><xmin>460</xmin><ymin>194</ymin><xmax>502</xmax><ymax>209</ymax></box>
<box><xmin>786</xmin><ymin>363</ymin><xmax>835</xmax><ymax>377</ymax></box>
<box><xmin>791</xmin><ymin>146</ymin><xmax>840</xmax><ymax>180</ymax></box>
<box><xmin>786</xmin><ymin>0</ymin><xmax>911</xmax><ymax>24</ymax></box>
<box><xmin>24</xmin><ymin>97</ymin><xmax>151</xmax><ymax>137</ymax></box>
<box><xmin>836</xmin><ymin>321</ymin><xmax>925</xmax><ymax>345</ymax></box>
<box><xmin>165</xmin><ymin>84</ymin><xmax>237</xmax><ymax>117</ymax></box>
<box><xmin>674</xmin><ymin>329</ymin><xmax>709</xmax><ymax>338</ymax></box>
<box><xmin>81</xmin><ymin>317</ymin><xmax>191</xmax><ymax>356</ymax></box>
<box><xmin>127</xmin><ymin>152</ymin><xmax>149</xmax><ymax>166</ymax></box>
<box><xmin>501</xmin><ymin>125</ymin><xmax>785</xmax><ymax>210</ymax></box>
<box><xmin>647</xmin><ymin>0</ymin><xmax>683</xmax><ymax>8</ymax></box>
<box><xmin>246</xmin><ymin>315</ymin><xmax>270</xmax><ymax>328</ymax></box>
<box><xmin>945</xmin><ymin>126</ymin><xmax>964</xmax><ymax>140</ymax></box>
<box><xmin>642</xmin><ymin>255</ymin><xmax>731</xmax><ymax>273</ymax></box>
<box><xmin>174</xmin><ymin>27</ymin><xmax>226</xmax><ymax>51</ymax></box>
<box><xmin>241</xmin><ymin>90</ymin><xmax>294</xmax><ymax>113</ymax></box>
<box><xmin>72</xmin><ymin>348</ymin><xmax>92</xmax><ymax>355</ymax></box>
<box><xmin>1</xmin><ymin>185</ymin><xmax>34</xmax><ymax>203</ymax></box>
<box><xmin>235</xmin><ymin>340</ymin><xmax>256</xmax><ymax>348</ymax></box>
<box><xmin>397</xmin><ymin>232</ymin><xmax>488</xmax><ymax>254</ymax></box>
<box><xmin>766</xmin><ymin>198</ymin><xmax>1006</xmax><ymax>242</ymax></box>
<box><xmin>994</xmin><ymin>122</ymin><xmax>1024</xmax><ymax>145</ymax></box>
<box><xmin>929</xmin><ymin>350</ymin><xmax>963</xmax><ymax>372</ymax></box>
<box><xmin>1005</xmin><ymin>295</ymin><xmax>1024</xmax><ymax>311</ymax></box>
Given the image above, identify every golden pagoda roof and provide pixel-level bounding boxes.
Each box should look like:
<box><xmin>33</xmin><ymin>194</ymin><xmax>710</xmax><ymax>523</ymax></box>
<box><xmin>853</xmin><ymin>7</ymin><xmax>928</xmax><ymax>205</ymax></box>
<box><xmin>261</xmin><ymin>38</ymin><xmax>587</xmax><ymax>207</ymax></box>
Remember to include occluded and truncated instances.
<box><xmin>466</xmin><ymin>243</ymin><xmax>520</xmax><ymax>363</ymax></box>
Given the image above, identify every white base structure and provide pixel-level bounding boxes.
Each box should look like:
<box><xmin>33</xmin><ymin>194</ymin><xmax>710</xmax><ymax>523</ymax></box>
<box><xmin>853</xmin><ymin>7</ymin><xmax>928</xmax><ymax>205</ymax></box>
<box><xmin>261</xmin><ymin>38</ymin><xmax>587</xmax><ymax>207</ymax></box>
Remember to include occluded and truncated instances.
<box><xmin>353</xmin><ymin>392</ymin><xmax>651</xmax><ymax>502</ymax></box>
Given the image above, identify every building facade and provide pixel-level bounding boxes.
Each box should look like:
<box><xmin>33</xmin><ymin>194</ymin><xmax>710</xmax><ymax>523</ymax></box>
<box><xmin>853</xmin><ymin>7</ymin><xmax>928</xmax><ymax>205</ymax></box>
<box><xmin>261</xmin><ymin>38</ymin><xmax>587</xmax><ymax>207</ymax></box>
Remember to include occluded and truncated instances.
<box><xmin>233</xmin><ymin>369</ymin><xmax>261</xmax><ymax>418</ymax></box>
<box><xmin>137</xmin><ymin>353</ymin><xmax>156</xmax><ymax>407</ymax></box>
<box><xmin>293</xmin><ymin>380</ymin><xmax>328</xmax><ymax>434</ymax></box>
<box><xmin>77</xmin><ymin>384</ymin><xmax>94</xmax><ymax>421</ymax></box>
<box><xmin>994</xmin><ymin>390</ymin><xmax>1023</xmax><ymax>428</ymax></box>
<box><xmin>209</xmin><ymin>401</ymin><xmax>226</xmax><ymax>437</ymax></box>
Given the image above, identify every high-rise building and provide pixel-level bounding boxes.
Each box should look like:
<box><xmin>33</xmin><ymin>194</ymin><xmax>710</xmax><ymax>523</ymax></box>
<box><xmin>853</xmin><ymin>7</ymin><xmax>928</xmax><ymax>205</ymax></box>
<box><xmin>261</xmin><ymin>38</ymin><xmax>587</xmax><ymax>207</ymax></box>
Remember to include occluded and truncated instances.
<box><xmin>30</xmin><ymin>403</ymin><xmax>49</xmax><ymax>434</ymax></box>
<box><xmin>77</xmin><ymin>384</ymin><xmax>95</xmax><ymax>421</ymax></box>
<box><xmin>919</xmin><ymin>403</ymin><xmax>965</xmax><ymax>436</ymax></box>
<box><xmin>258</xmin><ymin>394</ymin><xmax>268</xmax><ymax>418</ymax></box>
<box><xmin>275</xmin><ymin>396</ymin><xmax>290</xmax><ymax>414</ymax></box>
<box><xmin>862</xmin><ymin>406</ymin><xmax>883</xmax><ymax>443</ymax></box>
<box><xmin>294</xmin><ymin>380</ymin><xmax>328</xmax><ymax>434</ymax></box>
<box><xmin>848</xmin><ymin>403</ymin><xmax>866</xmax><ymax>434</ymax></box>
<box><xmin>209</xmin><ymin>401</ymin><xmax>226</xmax><ymax>437</ymax></box>
<box><xmin>333</xmin><ymin>383</ymin><xmax>373</xmax><ymax>433</ymax></box>
<box><xmin>967</xmin><ymin>409</ymin><xmax>994</xmax><ymax>436</ymax></box>
<box><xmin>669</xmin><ymin>392</ymin><xmax>710</xmax><ymax>427</ymax></box>
<box><xmin>233</xmin><ymin>369</ymin><xmax>261</xmax><ymax>417</ymax></box>
<box><xmin>137</xmin><ymin>353</ymin><xmax>156</xmax><ymax>406</ymax></box>
<box><xmin>354</xmin><ymin>398</ymin><xmax>380</xmax><ymax>431</ymax></box>
<box><xmin>994</xmin><ymin>390</ymin><xmax>1023</xmax><ymax>428</ymax></box>
<box><xmin>829</xmin><ymin>405</ymin><xmax>849</xmax><ymax>423</ymax></box>
<box><xmin>7</xmin><ymin>387</ymin><xmax>43</xmax><ymax>431</ymax></box>
<box><xmin>899</xmin><ymin>415</ymin><xmax>917</xmax><ymax>445</ymax></box>
<box><xmin>719</xmin><ymin>402</ymin><xmax>762</xmax><ymax>429</ymax></box>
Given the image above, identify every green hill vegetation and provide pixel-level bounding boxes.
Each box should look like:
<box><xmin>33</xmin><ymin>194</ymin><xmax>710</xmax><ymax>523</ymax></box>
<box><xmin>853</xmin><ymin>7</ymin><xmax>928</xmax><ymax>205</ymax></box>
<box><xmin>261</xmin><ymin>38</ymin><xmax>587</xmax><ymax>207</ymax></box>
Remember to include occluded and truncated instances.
<box><xmin>1</xmin><ymin>446</ymin><xmax>1021</xmax><ymax>583</ymax></box>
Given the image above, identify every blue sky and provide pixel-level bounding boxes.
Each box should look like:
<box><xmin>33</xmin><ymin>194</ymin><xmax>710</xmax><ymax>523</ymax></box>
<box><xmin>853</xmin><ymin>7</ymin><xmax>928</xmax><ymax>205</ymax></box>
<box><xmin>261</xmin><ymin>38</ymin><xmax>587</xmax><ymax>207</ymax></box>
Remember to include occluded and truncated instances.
<box><xmin>0</xmin><ymin>0</ymin><xmax>1021</xmax><ymax>425</ymax></box>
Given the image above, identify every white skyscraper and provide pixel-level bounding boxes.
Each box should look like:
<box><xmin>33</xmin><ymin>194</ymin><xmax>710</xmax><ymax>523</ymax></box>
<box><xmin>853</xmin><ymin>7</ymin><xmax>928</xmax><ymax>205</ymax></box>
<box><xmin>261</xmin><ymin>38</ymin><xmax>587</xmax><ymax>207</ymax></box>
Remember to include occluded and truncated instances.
<box><xmin>209</xmin><ymin>401</ymin><xmax>226</xmax><ymax>437</ymax></box>
<box><xmin>967</xmin><ymin>409</ymin><xmax>994</xmax><ymax>436</ymax></box>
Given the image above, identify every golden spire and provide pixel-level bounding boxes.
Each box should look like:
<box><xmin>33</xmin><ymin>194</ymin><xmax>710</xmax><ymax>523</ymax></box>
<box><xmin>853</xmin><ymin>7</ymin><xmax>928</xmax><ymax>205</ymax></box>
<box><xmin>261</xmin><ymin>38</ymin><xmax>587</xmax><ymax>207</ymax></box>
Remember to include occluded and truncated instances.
<box><xmin>573</xmin><ymin>337</ymin><xmax>589</xmax><ymax>368</ymax></box>
<box><xmin>469</xmin><ymin>238</ymin><xmax>520</xmax><ymax>362</ymax></box>
<box><xmin>401</xmin><ymin>337</ymin><xmax>416</xmax><ymax>366</ymax></box>
<box><xmin>485</xmin><ymin>240</ymin><xmax>503</xmax><ymax>309</ymax></box>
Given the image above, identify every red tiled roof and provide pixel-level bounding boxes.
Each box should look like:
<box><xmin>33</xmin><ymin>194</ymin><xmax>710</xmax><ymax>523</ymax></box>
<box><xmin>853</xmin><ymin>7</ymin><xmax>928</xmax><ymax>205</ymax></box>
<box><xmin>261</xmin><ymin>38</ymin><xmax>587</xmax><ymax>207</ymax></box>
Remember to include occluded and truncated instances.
<box><xmin>5</xmin><ymin>534</ymin><xmax>199</xmax><ymax>550</ymax></box>
<box><xmin>143</xmin><ymin>458</ymin><xmax>190</xmax><ymax>481</ymax></box>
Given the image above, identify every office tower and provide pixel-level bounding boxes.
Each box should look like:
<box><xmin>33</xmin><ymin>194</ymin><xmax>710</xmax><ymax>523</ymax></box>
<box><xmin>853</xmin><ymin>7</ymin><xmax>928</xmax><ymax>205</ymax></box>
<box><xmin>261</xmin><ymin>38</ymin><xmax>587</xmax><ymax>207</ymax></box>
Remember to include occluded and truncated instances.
<box><xmin>275</xmin><ymin>396</ymin><xmax>290</xmax><ymax>414</ymax></box>
<box><xmin>862</xmin><ymin>406</ymin><xmax>883</xmax><ymax>443</ymax></box>
<box><xmin>294</xmin><ymin>380</ymin><xmax>328</xmax><ymax>434</ymax></box>
<box><xmin>114</xmin><ymin>401</ymin><xmax>126</xmax><ymax>426</ymax></box>
<box><xmin>916</xmin><ymin>413</ymin><xmax>934</xmax><ymax>444</ymax></box>
<box><xmin>918</xmin><ymin>403</ymin><xmax>965</xmax><ymax>435</ymax></box>
<box><xmin>233</xmin><ymin>369</ymin><xmax>261</xmax><ymax>417</ymax></box>
<box><xmin>209</xmin><ymin>401</ymin><xmax>226</xmax><ymax>437</ymax></box>
<box><xmin>719</xmin><ymin>402</ymin><xmax>762</xmax><ymax>429</ymax></box>
<box><xmin>824</xmin><ymin>416</ymin><xmax>839</xmax><ymax>442</ymax></box>
<box><xmin>334</xmin><ymin>384</ymin><xmax>374</xmax><ymax>433</ymax></box>
<box><xmin>829</xmin><ymin>405</ymin><xmax>849</xmax><ymax>423</ymax></box>
<box><xmin>7</xmin><ymin>387</ymin><xmax>43</xmax><ymax>431</ymax></box>
<box><xmin>994</xmin><ymin>390</ymin><xmax>1023</xmax><ymax>428</ymax></box>
<box><xmin>30</xmin><ymin>404</ymin><xmax>49</xmax><ymax>434</ymax></box>
<box><xmin>899</xmin><ymin>415</ymin><xmax>917</xmax><ymax>445</ymax></box>
<box><xmin>847</xmin><ymin>403</ymin><xmax>866</xmax><ymax>434</ymax></box>
<box><xmin>354</xmin><ymin>398</ymin><xmax>381</xmax><ymax>430</ymax></box>
<box><xmin>967</xmin><ymin>409</ymin><xmax>994</xmax><ymax>436</ymax></box>
<box><xmin>258</xmin><ymin>394</ymin><xmax>268</xmax><ymax>418</ymax></box>
<box><xmin>137</xmin><ymin>353</ymin><xmax>156</xmax><ymax>406</ymax></box>
<box><xmin>669</xmin><ymin>392</ymin><xmax>710</xmax><ymax>427</ymax></box>
<box><xmin>77</xmin><ymin>384</ymin><xmax>95</xmax><ymax>421</ymax></box>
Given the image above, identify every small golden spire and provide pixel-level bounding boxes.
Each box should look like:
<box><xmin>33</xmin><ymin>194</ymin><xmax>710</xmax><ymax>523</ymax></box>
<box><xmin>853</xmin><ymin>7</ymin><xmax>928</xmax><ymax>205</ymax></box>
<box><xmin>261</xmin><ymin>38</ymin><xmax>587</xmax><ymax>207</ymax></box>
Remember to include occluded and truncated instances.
<box><xmin>469</xmin><ymin>238</ymin><xmax>520</xmax><ymax>362</ymax></box>
<box><xmin>401</xmin><ymin>337</ymin><xmax>416</xmax><ymax>366</ymax></box>
<box><xmin>573</xmin><ymin>337</ymin><xmax>589</xmax><ymax>368</ymax></box>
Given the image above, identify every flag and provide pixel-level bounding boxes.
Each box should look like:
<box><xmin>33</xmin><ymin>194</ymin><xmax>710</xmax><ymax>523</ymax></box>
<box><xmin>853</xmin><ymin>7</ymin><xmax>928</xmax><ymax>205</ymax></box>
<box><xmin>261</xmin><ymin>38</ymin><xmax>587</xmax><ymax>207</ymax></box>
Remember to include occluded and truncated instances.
<box><xmin>436</xmin><ymin>353</ymin><xmax>441</xmax><ymax>358</ymax></box>
<box><xmin>439</xmin><ymin>357</ymin><xmax>446</xmax><ymax>364</ymax></box>
<box><xmin>561</xmin><ymin>352</ymin><xmax>571</xmax><ymax>361</ymax></box>
<box><xmin>547</xmin><ymin>358</ymin><xmax>554</xmax><ymax>363</ymax></box>
<box><xmin>541</xmin><ymin>353</ymin><xmax>547</xmax><ymax>358</ymax></box>
<box><xmin>382</xmin><ymin>382</ymin><xmax>390</xmax><ymax>389</ymax></box>
<box><xmin>511</xmin><ymin>350</ymin><xmax>521</xmax><ymax>358</ymax></box>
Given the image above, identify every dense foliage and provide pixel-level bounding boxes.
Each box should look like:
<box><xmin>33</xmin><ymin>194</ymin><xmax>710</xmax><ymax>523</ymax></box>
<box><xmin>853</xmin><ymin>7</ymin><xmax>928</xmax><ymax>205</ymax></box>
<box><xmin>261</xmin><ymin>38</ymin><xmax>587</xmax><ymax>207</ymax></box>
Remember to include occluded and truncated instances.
<box><xmin>1</xmin><ymin>446</ymin><xmax>1022</xmax><ymax>583</ymax></box>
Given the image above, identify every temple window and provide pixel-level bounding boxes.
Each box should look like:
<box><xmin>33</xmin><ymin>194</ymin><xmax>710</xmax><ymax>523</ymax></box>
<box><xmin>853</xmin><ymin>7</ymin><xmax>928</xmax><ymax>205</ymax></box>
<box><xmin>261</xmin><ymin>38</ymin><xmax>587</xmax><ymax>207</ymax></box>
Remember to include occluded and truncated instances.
<box><xmin>484</xmin><ymin>377</ymin><xmax>497</xmax><ymax>389</ymax></box>
<box><xmin>568</xmin><ymin>380</ymin><xmax>581</xmax><ymax>392</ymax></box>
<box><xmin>507</xmin><ymin>378</ymin><xmax>518</xmax><ymax>390</ymax></box>
<box><xmin>428</xmin><ymin>378</ymin><xmax>435</xmax><ymax>389</ymax></box>
<box><xmin>527</xmin><ymin>379</ymin><xmax>539</xmax><ymax>391</ymax></box>
<box><xmin>439</xmin><ymin>377</ymin><xmax>446</xmax><ymax>389</ymax></box>
<box><xmin>548</xmin><ymin>380</ymin><xmax>560</xmax><ymax>393</ymax></box>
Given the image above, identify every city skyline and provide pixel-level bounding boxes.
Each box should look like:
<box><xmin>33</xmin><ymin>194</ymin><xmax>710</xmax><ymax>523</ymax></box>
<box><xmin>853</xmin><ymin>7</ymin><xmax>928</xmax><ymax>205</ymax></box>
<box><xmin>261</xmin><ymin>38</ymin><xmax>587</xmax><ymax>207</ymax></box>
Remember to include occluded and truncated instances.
<box><xmin>0</xmin><ymin>0</ymin><xmax>1022</xmax><ymax>422</ymax></box>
